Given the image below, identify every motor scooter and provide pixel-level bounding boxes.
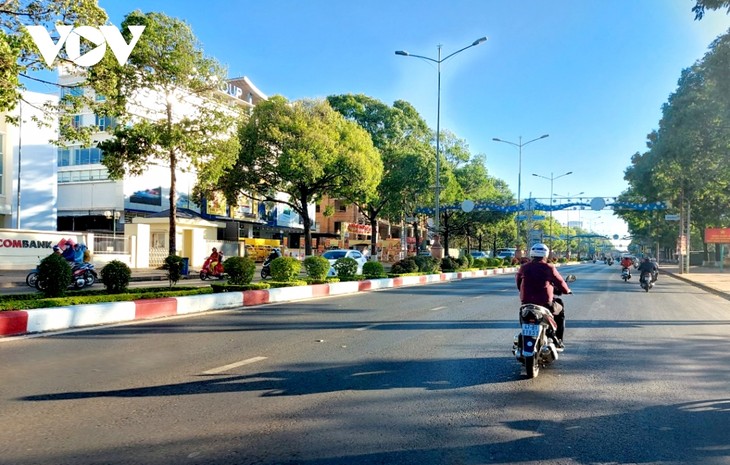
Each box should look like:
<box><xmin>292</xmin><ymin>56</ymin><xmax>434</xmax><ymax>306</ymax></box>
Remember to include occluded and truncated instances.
<box><xmin>513</xmin><ymin>274</ymin><xmax>576</xmax><ymax>378</ymax></box>
<box><xmin>260</xmin><ymin>249</ymin><xmax>282</xmax><ymax>279</ymax></box>
<box><xmin>200</xmin><ymin>255</ymin><xmax>226</xmax><ymax>280</ymax></box>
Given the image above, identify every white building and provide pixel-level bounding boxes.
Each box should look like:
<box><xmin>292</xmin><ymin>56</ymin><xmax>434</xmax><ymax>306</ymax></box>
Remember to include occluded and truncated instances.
<box><xmin>0</xmin><ymin>91</ymin><xmax>59</xmax><ymax>231</ymax></box>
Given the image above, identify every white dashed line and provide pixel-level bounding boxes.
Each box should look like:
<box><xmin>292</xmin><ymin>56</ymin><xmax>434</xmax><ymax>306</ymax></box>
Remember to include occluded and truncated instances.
<box><xmin>202</xmin><ymin>356</ymin><xmax>268</xmax><ymax>375</ymax></box>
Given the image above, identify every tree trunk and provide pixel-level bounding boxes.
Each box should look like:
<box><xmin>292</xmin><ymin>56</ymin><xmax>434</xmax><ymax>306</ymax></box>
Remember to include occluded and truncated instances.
<box><xmin>370</xmin><ymin>217</ymin><xmax>378</xmax><ymax>260</ymax></box>
<box><xmin>167</xmin><ymin>101</ymin><xmax>177</xmax><ymax>256</ymax></box>
<box><xmin>301</xmin><ymin>194</ymin><xmax>312</xmax><ymax>256</ymax></box>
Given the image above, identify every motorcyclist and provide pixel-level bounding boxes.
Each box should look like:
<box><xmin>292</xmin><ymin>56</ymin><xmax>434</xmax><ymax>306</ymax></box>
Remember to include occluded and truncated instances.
<box><xmin>516</xmin><ymin>243</ymin><xmax>572</xmax><ymax>349</ymax></box>
<box><xmin>207</xmin><ymin>247</ymin><xmax>224</xmax><ymax>275</ymax></box>
<box><xmin>637</xmin><ymin>257</ymin><xmax>659</xmax><ymax>283</ymax></box>
<box><xmin>61</xmin><ymin>242</ymin><xmax>76</xmax><ymax>262</ymax></box>
<box><xmin>620</xmin><ymin>255</ymin><xmax>633</xmax><ymax>277</ymax></box>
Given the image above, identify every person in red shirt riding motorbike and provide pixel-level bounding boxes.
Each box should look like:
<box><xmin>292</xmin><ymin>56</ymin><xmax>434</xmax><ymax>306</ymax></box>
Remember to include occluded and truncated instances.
<box><xmin>516</xmin><ymin>243</ymin><xmax>572</xmax><ymax>349</ymax></box>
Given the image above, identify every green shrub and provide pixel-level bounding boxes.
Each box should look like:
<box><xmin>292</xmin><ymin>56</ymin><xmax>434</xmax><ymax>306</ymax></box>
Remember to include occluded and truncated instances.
<box><xmin>333</xmin><ymin>257</ymin><xmax>358</xmax><ymax>277</ymax></box>
<box><xmin>163</xmin><ymin>255</ymin><xmax>184</xmax><ymax>286</ymax></box>
<box><xmin>456</xmin><ymin>256</ymin><xmax>468</xmax><ymax>269</ymax></box>
<box><xmin>362</xmin><ymin>261</ymin><xmax>385</xmax><ymax>278</ymax></box>
<box><xmin>440</xmin><ymin>256</ymin><xmax>459</xmax><ymax>271</ymax></box>
<box><xmin>270</xmin><ymin>256</ymin><xmax>302</xmax><ymax>281</ymax></box>
<box><xmin>37</xmin><ymin>253</ymin><xmax>72</xmax><ymax>297</ymax></box>
<box><xmin>414</xmin><ymin>255</ymin><xmax>439</xmax><ymax>274</ymax></box>
<box><xmin>210</xmin><ymin>282</ymin><xmax>270</xmax><ymax>292</ymax></box>
<box><xmin>473</xmin><ymin>258</ymin><xmax>488</xmax><ymax>269</ymax></box>
<box><xmin>100</xmin><ymin>260</ymin><xmax>132</xmax><ymax>294</ymax></box>
<box><xmin>303</xmin><ymin>255</ymin><xmax>331</xmax><ymax>280</ymax></box>
<box><xmin>224</xmin><ymin>256</ymin><xmax>255</xmax><ymax>285</ymax></box>
<box><xmin>465</xmin><ymin>253</ymin><xmax>474</xmax><ymax>267</ymax></box>
<box><xmin>391</xmin><ymin>257</ymin><xmax>418</xmax><ymax>274</ymax></box>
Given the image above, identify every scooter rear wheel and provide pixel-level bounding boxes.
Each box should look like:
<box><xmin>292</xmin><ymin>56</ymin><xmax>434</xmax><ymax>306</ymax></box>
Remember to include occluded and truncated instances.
<box><xmin>525</xmin><ymin>355</ymin><xmax>540</xmax><ymax>378</ymax></box>
<box><xmin>200</xmin><ymin>271</ymin><xmax>208</xmax><ymax>280</ymax></box>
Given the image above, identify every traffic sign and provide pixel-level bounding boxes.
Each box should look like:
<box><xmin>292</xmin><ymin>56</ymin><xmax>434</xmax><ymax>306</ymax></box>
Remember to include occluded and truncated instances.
<box><xmin>665</xmin><ymin>214</ymin><xmax>680</xmax><ymax>221</ymax></box>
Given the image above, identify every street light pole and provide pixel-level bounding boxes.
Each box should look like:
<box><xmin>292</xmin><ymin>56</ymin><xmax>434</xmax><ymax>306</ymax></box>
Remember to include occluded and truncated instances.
<box><xmin>553</xmin><ymin>191</ymin><xmax>583</xmax><ymax>258</ymax></box>
<box><xmin>492</xmin><ymin>134</ymin><xmax>549</xmax><ymax>206</ymax></box>
<box><xmin>532</xmin><ymin>171</ymin><xmax>573</xmax><ymax>250</ymax></box>
<box><xmin>396</xmin><ymin>36</ymin><xmax>487</xmax><ymax>258</ymax></box>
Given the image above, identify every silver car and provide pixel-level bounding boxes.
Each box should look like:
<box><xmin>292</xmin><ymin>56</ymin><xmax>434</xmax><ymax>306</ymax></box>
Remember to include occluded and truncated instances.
<box><xmin>322</xmin><ymin>249</ymin><xmax>368</xmax><ymax>276</ymax></box>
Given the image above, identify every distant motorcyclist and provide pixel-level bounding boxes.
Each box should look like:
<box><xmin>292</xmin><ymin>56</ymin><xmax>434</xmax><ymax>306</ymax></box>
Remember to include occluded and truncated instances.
<box><xmin>516</xmin><ymin>243</ymin><xmax>572</xmax><ymax>348</ymax></box>
<box><xmin>637</xmin><ymin>257</ymin><xmax>659</xmax><ymax>283</ymax></box>
<box><xmin>206</xmin><ymin>247</ymin><xmax>224</xmax><ymax>275</ymax></box>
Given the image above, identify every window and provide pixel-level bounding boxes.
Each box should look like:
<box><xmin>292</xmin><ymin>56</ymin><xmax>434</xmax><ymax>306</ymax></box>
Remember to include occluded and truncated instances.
<box><xmin>315</xmin><ymin>204</ymin><xmax>320</xmax><ymax>213</ymax></box>
<box><xmin>95</xmin><ymin>114</ymin><xmax>115</xmax><ymax>131</ymax></box>
<box><xmin>151</xmin><ymin>232</ymin><xmax>166</xmax><ymax>248</ymax></box>
<box><xmin>57</xmin><ymin>169</ymin><xmax>108</xmax><ymax>183</ymax></box>
<box><xmin>60</xmin><ymin>86</ymin><xmax>84</xmax><ymax>98</ymax></box>
<box><xmin>71</xmin><ymin>115</ymin><xmax>82</xmax><ymax>129</ymax></box>
<box><xmin>335</xmin><ymin>200</ymin><xmax>347</xmax><ymax>212</ymax></box>
<box><xmin>334</xmin><ymin>221</ymin><xmax>342</xmax><ymax>233</ymax></box>
<box><xmin>58</xmin><ymin>147</ymin><xmax>103</xmax><ymax>167</ymax></box>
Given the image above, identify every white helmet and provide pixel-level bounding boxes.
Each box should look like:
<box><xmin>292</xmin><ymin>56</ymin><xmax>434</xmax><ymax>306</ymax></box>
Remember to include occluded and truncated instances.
<box><xmin>529</xmin><ymin>243</ymin><xmax>550</xmax><ymax>258</ymax></box>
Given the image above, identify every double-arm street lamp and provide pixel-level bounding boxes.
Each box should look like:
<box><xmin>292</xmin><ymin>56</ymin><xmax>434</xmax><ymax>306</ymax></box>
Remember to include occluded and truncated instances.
<box><xmin>492</xmin><ymin>134</ymin><xmax>549</xmax><ymax>206</ymax></box>
<box><xmin>532</xmin><ymin>171</ymin><xmax>573</xmax><ymax>248</ymax></box>
<box><xmin>396</xmin><ymin>36</ymin><xmax>487</xmax><ymax>258</ymax></box>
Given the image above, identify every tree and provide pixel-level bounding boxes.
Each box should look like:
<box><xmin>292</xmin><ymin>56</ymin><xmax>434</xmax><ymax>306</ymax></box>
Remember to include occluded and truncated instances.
<box><xmin>618</xmin><ymin>30</ymin><xmax>730</xmax><ymax>260</ymax></box>
<box><xmin>220</xmin><ymin>96</ymin><xmax>383</xmax><ymax>256</ymax></box>
<box><xmin>327</xmin><ymin>94</ymin><xmax>433</xmax><ymax>255</ymax></box>
<box><xmin>0</xmin><ymin>0</ymin><xmax>106</xmax><ymax>115</ymax></box>
<box><xmin>692</xmin><ymin>0</ymin><xmax>730</xmax><ymax>19</ymax></box>
<box><xmin>76</xmin><ymin>11</ymin><xmax>241</xmax><ymax>255</ymax></box>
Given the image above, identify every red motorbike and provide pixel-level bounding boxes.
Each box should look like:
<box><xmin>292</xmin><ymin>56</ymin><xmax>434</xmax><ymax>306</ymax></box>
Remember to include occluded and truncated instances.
<box><xmin>199</xmin><ymin>255</ymin><xmax>226</xmax><ymax>280</ymax></box>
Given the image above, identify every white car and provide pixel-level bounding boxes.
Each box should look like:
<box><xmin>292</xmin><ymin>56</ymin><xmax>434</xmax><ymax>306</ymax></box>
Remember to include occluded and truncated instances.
<box><xmin>322</xmin><ymin>249</ymin><xmax>368</xmax><ymax>276</ymax></box>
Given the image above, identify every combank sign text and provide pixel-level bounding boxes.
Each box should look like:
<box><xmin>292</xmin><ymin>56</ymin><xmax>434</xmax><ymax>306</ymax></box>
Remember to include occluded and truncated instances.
<box><xmin>25</xmin><ymin>25</ymin><xmax>145</xmax><ymax>67</ymax></box>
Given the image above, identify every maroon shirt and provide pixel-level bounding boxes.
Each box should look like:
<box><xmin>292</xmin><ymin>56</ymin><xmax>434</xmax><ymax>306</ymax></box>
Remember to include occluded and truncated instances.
<box><xmin>516</xmin><ymin>259</ymin><xmax>571</xmax><ymax>306</ymax></box>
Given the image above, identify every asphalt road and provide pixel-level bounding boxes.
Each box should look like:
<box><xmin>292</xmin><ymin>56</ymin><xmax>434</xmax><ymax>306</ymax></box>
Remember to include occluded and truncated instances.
<box><xmin>2</xmin><ymin>263</ymin><xmax>730</xmax><ymax>465</ymax></box>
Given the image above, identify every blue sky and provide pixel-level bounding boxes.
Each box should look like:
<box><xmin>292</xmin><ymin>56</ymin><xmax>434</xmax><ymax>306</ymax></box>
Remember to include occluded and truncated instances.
<box><xmin>31</xmin><ymin>1</ymin><xmax>730</xmax><ymax>243</ymax></box>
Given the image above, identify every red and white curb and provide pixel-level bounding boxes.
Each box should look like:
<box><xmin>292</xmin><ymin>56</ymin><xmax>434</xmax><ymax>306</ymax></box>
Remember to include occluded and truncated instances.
<box><xmin>0</xmin><ymin>267</ymin><xmax>517</xmax><ymax>338</ymax></box>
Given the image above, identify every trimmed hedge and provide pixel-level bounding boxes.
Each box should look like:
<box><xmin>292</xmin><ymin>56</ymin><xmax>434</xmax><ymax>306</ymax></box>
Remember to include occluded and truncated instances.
<box><xmin>223</xmin><ymin>256</ymin><xmax>255</xmax><ymax>285</ymax></box>
<box><xmin>270</xmin><ymin>256</ymin><xmax>302</xmax><ymax>282</ymax></box>
<box><xmin>303</xmin><ymin>256</ymin><xmax>331</xmax><ymax>280</ymax></box>
<box><xmin>333</xmin><ymin>257</ymin><xmax>358</xmax><ymax>277</ymax></box>
<box><xmin>100</xmin><ymin>260</ymin><xmax>132</xmax><ymax>294</ymax></box>
<box><xmin>37</xmin><ymin>253</ymin><xmax>72</xmax><ymax>297</ymax></box>
<box><xmin>210</xmin><ymin>282</ymin><xmax>270</xmax><ymax>292</ymax></box>
<box><xmin>0</xmin><ymin>287</ymin><xmax>213</xmax><ymax>311</ymax></box>
<box><xmin>362</xmin><ymin>261</ymin><xmax>386</xmax><ymax>278</ymax></box>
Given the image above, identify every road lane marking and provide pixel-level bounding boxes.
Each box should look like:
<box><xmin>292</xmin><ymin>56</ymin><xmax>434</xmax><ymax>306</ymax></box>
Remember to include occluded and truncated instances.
<box><xmin>355</xmin><ymin>324</ymin><xmax>379</xmax><ymax>331</ymax></box>
<box><xmin>202</xmin><ymin>356</ymin><xmax>268</xmax><ymax>375</ymax></box>
<box><xmin>430</xmin><ymin>306</ymin><xmax>447</xmax><ymax>311</ymax></box>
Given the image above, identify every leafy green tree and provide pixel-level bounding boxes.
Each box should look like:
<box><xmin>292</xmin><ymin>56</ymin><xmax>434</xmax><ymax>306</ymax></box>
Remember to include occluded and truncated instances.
<box><xmin>618</xmin><ymin>31</ymin><xmax>730</xmax><ymax>260</ymax></box>
<box><xmin>327</xmin><ymin>94</ymin><xmax>433</xmax><ymax>255</ymax></box>
<box><xmin>73</xmin><ymin>11</ymin><xmax>240</xmax><ymax>255</ymax></box>
<box><xmin>0</xmin><ymin>0</ymin><xmax>107</xmax><ymax>114</ymax></box>
<box><xmin>220</xmin><ymin>96</ymin><xmax>383</xmax><ymax>256</ymax></box>
<box><xmin>692</xmin><ymin>0</ymin><xmax>730</xmax><ymax>19</ymax></box>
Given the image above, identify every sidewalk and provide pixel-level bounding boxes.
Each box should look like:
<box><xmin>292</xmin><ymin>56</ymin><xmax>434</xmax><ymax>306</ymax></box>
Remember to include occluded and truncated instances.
<box><xmin>662</xmin><ymin>265</ymin><xmax>730</xmax><ymax>300</ymax></box>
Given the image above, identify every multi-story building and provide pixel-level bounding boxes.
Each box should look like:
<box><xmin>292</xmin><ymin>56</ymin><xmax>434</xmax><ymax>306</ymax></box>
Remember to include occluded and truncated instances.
<box><xmin>314</xmin><ymin>195</ymin><xmax>418</xmax><ymax>261</ymax></box>
<box><xmin>0</xmin><ymin>91</ymin><xmax>59</xmax><ymax>231</ymax></box>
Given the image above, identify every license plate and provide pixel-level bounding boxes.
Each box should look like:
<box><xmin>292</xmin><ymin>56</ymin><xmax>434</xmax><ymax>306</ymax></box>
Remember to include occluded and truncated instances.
<box><xmin>522</xmin><ymin>324</ymin><xmax>540</xmax><ymax>337</ymax></box>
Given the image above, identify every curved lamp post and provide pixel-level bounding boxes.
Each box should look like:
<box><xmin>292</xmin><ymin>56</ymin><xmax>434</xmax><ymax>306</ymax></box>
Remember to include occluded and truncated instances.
<box><xmin>492</xmin><ymin>134</ymin><xmax>549</xmax><ymax>206</ymax></box>
<box><xmin>532</xmin><ymin>171</ymin><xmax>573</xmax><ymax>249</ymax></box>
<box><xmin>396</xmin><ymin>36</ymin><xmax>487</xmax><ymax>258</ymax></box>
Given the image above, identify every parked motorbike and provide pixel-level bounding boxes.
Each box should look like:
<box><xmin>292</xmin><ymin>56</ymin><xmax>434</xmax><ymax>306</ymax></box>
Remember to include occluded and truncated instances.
<box><xmin>621</xmin><ymin>267</ymin><xmax>632</xmax><ymax>282</ymax></box>
<box><xmin>260</xmin><ymin>249</ymin><xmax>282</xmax><ymax>279</ymax></box>
<box><xmin>200</xmin><ymin>255</ymin><xmax>226</xmax><ymax>280</ymax></box>
<box><xmin>640</xmin><ymin>271</ymin><xmax>653</xmax><ymax>292</ymax></box>
<box><xmin>512</xmin><ymin>274</ymin><xmax>576</xmax><ymax>379</ymax></box>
